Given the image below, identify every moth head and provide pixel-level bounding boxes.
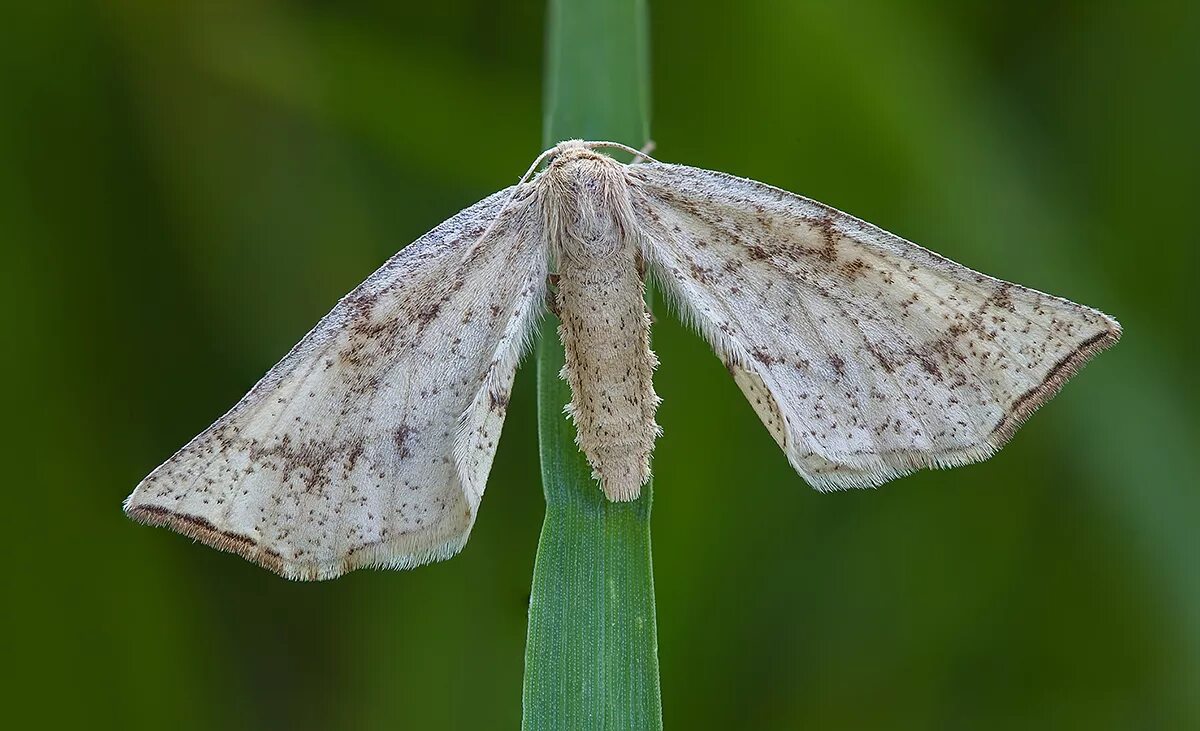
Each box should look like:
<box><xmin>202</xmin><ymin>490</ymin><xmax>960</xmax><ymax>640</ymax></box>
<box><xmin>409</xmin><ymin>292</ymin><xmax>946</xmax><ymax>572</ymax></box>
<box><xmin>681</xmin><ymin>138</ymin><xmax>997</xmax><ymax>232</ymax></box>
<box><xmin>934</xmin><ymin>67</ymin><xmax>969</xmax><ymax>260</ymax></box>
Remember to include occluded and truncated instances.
<box><xmin>545</xmin><ymin>140</ymin><xmax>609</xmax><ymax>169</ymax></box>
<box><xmin>519</xmin><ymin>141</ymin><xmax>650</xmax><ymax>192</ymax></box>
<box><xmin>539</xmin><ymin>140</ymin><xmax>648</xmax><ymax>170</ymax></box>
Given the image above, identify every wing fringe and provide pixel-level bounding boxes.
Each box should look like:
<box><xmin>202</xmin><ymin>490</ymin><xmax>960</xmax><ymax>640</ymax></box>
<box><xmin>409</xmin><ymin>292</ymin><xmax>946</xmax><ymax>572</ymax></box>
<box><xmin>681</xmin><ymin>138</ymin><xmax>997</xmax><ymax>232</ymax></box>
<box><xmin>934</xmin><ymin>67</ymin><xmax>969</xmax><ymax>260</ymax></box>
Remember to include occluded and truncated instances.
<box><xmin>125</xmin><ymin>503</ymin><xmax>470</xmax><ymax>581</ymax></box>
<box><xmin>783</xmin><ymin>319</ymin><xmax>1121</xmax><ymax>492</ymax></box>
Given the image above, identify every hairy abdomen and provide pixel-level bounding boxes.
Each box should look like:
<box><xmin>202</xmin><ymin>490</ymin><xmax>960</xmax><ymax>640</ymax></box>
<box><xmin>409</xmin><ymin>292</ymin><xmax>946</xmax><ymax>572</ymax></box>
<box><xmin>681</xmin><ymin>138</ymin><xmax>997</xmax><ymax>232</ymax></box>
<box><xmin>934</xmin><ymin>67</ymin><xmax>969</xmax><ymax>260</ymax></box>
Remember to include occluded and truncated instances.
<box><xmin>556</xmin><ymin>253</ymin><xmax>659</xmax><ymax>501</ymax></box>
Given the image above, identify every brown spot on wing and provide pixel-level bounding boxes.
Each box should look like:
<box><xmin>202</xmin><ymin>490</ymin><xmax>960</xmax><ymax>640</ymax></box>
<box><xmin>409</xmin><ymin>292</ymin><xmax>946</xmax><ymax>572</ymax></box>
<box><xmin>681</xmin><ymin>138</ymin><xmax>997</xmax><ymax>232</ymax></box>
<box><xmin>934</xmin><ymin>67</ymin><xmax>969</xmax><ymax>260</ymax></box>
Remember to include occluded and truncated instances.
<box><xmin>750</xmin><ymin>347</ymin><xmax>779</xmax><ymax>366</ymax></box>
<box><xmin>841</xmin><ymin>257</ymin><xmax>867</xmax><ymax>279</ymax></box>
<box><xmin>827</xmin><ymin>354</ymin><xmax>847</xmax><ymax>377</ymax></box>
<box><xmin>865</xmin><ymin>342</ymin><xmax>895</xmax><ymax>374</ymax></box>
<box><xmin>488</xmin><ymin>391</ymin><xmax>509</xmax><ymax>412</ymax></box>
<box><xmin>392</xmin><ymin>425</ymin><xmax>414</xmax><ymax>460</ymax></box>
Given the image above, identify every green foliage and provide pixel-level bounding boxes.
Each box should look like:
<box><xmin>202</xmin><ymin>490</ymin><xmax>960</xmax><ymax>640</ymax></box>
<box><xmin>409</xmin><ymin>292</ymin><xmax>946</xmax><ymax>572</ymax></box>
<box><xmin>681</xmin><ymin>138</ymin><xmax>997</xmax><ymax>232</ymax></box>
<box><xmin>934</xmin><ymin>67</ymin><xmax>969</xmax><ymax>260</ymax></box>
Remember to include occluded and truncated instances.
<box><xmin>523</xmin><ymin>1</ymin><xmax>661</xmax><ymax>729</ymax></box>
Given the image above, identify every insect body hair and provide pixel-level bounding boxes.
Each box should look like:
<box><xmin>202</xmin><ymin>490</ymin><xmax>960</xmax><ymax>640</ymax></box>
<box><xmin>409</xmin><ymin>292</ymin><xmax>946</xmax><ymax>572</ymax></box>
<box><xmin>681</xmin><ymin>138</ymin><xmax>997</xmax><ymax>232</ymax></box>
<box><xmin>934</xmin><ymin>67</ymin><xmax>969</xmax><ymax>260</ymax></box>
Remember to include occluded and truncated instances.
<box><xmin>539</xmin><ymin>149</ymin><xmax>641</xmax><ymax>267</ymax></box>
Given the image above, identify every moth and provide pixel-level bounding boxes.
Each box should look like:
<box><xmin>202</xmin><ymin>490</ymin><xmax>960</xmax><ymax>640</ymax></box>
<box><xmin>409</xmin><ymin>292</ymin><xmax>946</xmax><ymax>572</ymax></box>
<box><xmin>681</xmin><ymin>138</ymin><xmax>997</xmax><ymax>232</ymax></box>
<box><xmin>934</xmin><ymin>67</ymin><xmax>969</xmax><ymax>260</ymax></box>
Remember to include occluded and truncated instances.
<box><xmin>125</xmin><ymin>140</ymin><xmax>1120</xmax><ymax>580</ymax></box>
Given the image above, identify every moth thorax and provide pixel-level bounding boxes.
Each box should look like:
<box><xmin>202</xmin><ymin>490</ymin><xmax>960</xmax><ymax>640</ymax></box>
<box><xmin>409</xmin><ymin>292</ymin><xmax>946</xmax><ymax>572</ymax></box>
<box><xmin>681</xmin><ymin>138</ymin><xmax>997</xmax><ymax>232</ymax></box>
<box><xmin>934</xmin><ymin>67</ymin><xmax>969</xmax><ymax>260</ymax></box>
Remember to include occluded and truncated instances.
<box><xmin>547</xmin><ymin>158</ymin><xmax>634</xmax><ymax>260</ymax></box>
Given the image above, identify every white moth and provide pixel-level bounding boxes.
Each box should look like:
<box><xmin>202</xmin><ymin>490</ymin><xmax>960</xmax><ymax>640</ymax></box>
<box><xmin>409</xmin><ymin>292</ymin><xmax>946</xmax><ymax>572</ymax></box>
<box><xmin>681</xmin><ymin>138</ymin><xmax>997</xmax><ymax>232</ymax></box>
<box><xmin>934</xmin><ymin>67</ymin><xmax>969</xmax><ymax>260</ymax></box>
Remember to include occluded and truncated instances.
<box><xmin>125</xmin><ymin>140</ymin><xmax>1121</xmax><ymax>580</ymax></box>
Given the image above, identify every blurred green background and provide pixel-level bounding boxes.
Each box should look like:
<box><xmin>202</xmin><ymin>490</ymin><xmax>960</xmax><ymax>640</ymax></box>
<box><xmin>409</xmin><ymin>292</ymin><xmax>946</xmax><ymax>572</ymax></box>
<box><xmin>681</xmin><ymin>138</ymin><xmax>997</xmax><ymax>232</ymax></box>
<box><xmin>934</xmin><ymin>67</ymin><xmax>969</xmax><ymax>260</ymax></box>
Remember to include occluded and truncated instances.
<box><xmin>3</xmin><ymin>1</ymin><xmax>1197</xmax><ymax>728</ymax></box>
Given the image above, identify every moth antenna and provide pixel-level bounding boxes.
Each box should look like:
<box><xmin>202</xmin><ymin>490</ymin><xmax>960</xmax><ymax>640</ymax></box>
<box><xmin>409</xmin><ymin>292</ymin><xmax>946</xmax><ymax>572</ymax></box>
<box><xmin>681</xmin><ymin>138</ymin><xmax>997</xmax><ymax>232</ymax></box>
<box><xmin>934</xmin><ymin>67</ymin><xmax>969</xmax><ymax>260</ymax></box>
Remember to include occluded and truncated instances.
<box><xmin>632</xmin><ymin>139</ymin><xmax>656</xmax><ymax>164</ymax></box>
<box><xmin>458</xmin><ymin>146</ymin><xmax>559</xmax><ymax>264</ymax></box>
<box><xmin>583</xmin><ymin>140</ymin><xmax>661</xmax><ymax>164</ymax></box>
<box><xmin>519</xmin><ymin>145</ymin><xmax>562</xmax><ymax>185</ymax></box>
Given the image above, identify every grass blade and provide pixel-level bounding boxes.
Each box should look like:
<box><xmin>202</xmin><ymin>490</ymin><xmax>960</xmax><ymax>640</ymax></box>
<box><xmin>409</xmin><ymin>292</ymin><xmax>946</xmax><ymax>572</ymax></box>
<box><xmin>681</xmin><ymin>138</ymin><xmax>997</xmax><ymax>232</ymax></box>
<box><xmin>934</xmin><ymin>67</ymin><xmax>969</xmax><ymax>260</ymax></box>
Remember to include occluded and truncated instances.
<box><xmin>522</xmin><ymin>1</ymin><xmax>660</xmax><ymax>729</ymax></box>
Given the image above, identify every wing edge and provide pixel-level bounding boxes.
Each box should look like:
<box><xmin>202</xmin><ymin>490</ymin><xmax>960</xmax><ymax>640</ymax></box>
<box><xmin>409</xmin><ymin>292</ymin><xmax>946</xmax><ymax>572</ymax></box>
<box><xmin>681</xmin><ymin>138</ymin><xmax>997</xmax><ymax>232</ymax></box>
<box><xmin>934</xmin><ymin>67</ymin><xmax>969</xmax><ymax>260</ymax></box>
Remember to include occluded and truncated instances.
<box><xmin>124</xmin><ymin>502</ymin><xmax>470</xmax><ymax>580</ymax></box>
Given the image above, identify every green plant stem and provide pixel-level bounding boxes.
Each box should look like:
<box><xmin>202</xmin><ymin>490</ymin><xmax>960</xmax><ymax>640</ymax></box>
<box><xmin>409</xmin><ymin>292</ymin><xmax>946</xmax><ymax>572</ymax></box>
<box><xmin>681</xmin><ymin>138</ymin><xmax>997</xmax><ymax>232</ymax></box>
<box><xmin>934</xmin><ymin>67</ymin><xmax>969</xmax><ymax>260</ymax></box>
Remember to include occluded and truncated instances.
<box><xmin>522</xmin><ymin>1</ymin><xmax>660</xmax><ymax>729</ymax></box>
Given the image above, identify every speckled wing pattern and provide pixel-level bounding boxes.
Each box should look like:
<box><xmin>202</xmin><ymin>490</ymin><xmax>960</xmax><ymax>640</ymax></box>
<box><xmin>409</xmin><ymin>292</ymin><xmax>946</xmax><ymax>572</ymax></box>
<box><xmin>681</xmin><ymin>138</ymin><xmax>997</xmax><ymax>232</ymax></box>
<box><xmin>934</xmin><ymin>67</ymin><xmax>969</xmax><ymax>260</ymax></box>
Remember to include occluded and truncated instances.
<box><xmin>630</xmin><ymin>162</ymin><xmax>1120</xmax><ymax>491</ymax></box>
<box><xmin>124</xmin><ymin>186</ymin><xmax>545</xmax><ymax>579</ymax></box>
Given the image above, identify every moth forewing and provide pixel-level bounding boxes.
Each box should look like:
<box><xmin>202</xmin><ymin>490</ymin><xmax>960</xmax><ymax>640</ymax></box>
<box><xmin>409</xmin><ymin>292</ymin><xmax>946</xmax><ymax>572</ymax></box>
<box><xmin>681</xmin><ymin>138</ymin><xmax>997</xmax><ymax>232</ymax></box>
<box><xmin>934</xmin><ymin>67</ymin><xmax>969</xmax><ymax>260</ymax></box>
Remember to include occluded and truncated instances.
<box><xmin>628</xmin><ymin>161</ymin><xmax>1120</xmax><ymax>490</ymax></box>
<box><xmin>124</xmin><ymin>187</ymin><xmax>545</xmax><ymax>580</ymax></box>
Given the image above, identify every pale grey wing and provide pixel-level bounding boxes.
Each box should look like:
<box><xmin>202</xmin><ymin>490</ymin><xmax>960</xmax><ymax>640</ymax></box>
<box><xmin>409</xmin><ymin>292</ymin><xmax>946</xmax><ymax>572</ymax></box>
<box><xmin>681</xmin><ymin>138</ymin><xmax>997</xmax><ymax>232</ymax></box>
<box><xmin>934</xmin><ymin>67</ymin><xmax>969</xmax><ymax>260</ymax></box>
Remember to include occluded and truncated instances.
<box><xmin>125</xmin><ymin>185</ymin><xmax>546</xmax><ymax>579</ymax></box>
<box><xmin>629</xmin><ymin>162</ymin><xmax>1120</xmax><ymax>491</ymax></box>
